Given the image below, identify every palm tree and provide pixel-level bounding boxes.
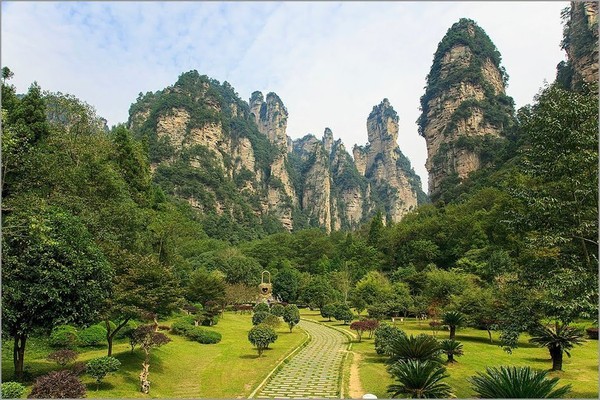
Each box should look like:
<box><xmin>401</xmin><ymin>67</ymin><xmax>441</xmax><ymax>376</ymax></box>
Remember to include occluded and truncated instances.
<box><xmin>439</xmin><ymin>339</ymin><xmax>463</xmax><ymax>363</ymax></box>
<box><xmin>469</xmin><ymin>366</ymin><xmax>571</xmax><ymax>398</ymax></box>
<box><xmin>529</xmin><ymin>322</ymin><xmax>585</xmax><ymax>371</ymax></box>
<box><xmin>388</xmin><ymin>334</ymin><xmax>442</xmax><ymax>364</ymax></box>
<box><xmin>388</xmin><ymin>360</ymin><xmax>453</xmax><ymax>398</ymax></box>
<box><xmin>442</xmin><ymin>311</ymin><xmax>464</xmax><ymax>340</ymax></box>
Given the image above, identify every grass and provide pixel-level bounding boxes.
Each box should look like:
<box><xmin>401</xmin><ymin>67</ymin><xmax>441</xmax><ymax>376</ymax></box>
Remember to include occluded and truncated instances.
<box><xmin>300</xmin><ymin>309</ymin><xmax>599</xmax><ymax>399</ymax></box>
<box><xmin>2</xmin><ymin>312</ymin><xmax>306</xmax><ymax>398</ymax></box>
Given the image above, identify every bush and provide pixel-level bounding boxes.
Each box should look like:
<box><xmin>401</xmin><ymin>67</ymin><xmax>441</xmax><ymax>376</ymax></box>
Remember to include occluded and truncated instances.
<box><xmin>374</xmin><ymin>324</ymin><xmax>406</xmax><ymax>355</ymax></box>
<box><xmin>46</xmin><ymin>349</ymin><xmax>78</xmax><ymax>367</ymax></box>
<box><xmin>29</xmin><ymin>370</ymin><xmax>86</xmax><ymax>398</ymax></box>
<box><xmin>78</xmin><ymin>325</ymin><xmax>107</xmax><ymax>347</ymax></box>
<box><xmin>185</xmin><ymin>326</ymin><xmax>222</xmax><ymax>344</ymax></box>
<box><xmin>271</xmin><ymin>304</ymin><xmax>285</xmax><ymax>317</ymax></box>
<box><xmin>171</xmin><ymin>316</ymin><xmax>195</xmax><ymax>335</ymax></box>
<box><xmin>170</xmin><ymin>317</ymin><xmax>222</xmax><ymax>344</ymax></box>
<box><xmin>248</xmin><ymin>325</ymin><xmax>278</xmax><ymax>356</ymax></box>
<box><xmin>254</xmin><ymin>302</ymin><xmax>270</xmax><ymax>314</ymax></box>
<box><xmin>320</xmin><ymin>304</ymin><xmax>337</xmax><ymax>321</ymax></box>
<box><xmin>86</xmin><ymin>356</ymin><xmax>121</xmax><ymax>389</ymax></box>
<box><xmin>1</xmin><ymin>382</ymin><xmax>26</xmax><ymax>399</ymax></box>
<box><xmin>262</xmin><ymin>314</ymin><xmax>282</xmax><ymax>329</ymax></box>
<box><xmin>350</xmin><ymin>321</ymin><xmax>369</xmax><ymax>342</ymax></box>
<box><xmin>388</xmin><ymin>334</ymin><xmax>442</xmax><ymax>364</ymax></box>
<box><xmin>252</xmin><ymin>311</ymin><xmax>270</xmax><ymax>326</ymax></box>
<box><xmin>586</xmin><ymin>327</ymin><xmax>598</xmax><ymax>340</ymax></box>
<box><xmin>49</xmin><ymin>325</ymin><xmax>78</xmax><ymax>348</ymax></box>
<box><xmin>283</xmin><ymin>304</ymin><xmax>300</xmax><ymax>332</ymax></box>
<box><xmin>157</xmin><ymin>325</ymin><xmax>170</xmax><ymax>331</ymax></box>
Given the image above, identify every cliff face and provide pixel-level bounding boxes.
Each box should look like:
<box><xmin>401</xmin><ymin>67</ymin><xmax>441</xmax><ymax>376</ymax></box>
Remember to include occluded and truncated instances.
<box><xmin>128</xmin><ymin>71</ymin><xmax>426</xmax><ymax>235</ymax></box>
<box><xmin>558</xmin><ymin>1</ymin><xmax>599</xmax><ymax>90</ymax></box>
<box><xmin>418</xmin><ymin>18</ymin><xmax>515</xmax><ymax>199</ymax></box>
<box><xmin>357</xmin><ymin>99</ymin><xmax>424</xmax><ymax>222</ymax></box>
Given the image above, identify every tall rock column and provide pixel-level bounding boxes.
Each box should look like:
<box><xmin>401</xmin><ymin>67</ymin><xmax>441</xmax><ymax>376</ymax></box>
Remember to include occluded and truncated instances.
<box><xmin>418</xmin><ymin>18</ymin><xmax>515</xmax><ymax>199</ymax></box>
<box><xmin>250</xmin><ymin>91</ymin><xmax>297</xmax><ymax>230</ymax></box>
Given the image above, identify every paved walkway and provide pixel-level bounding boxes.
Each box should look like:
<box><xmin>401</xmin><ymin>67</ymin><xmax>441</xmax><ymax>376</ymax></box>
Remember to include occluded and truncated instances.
<box><xmin>255</xmin><ymin>319</ymin><xmax>348</xmax><ymax>399</ymax></box>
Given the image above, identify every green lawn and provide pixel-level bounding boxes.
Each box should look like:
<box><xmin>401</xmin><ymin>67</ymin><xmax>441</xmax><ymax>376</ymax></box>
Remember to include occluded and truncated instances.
<box><xmin>300</xmin><ymin>310</ymin><xmax>599</xmax><ymax>399</ymax></box>
<box><xmin>2</xmin><ymin>312</ymin><xmax>306</xmax><ymax>398</ymax></box>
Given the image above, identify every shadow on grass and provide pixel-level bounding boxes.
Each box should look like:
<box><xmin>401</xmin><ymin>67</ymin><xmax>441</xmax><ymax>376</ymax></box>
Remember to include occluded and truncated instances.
<box><xmin>454</xmin><ymin>334</ymin><xmax>539</xmax><ymax>348</ymax></box>
<box><xmin>86</xmin><ymin>381</ymin><xmax>116</xmax><ymax>392</ymax></box>
<box><xmin>523</xmin><ymin>357</ymin><xmax>551</xmax><ymax>363</ymax></box>
<box><xmin>239</xmin><ymin>354</ymin><xmax>260</xmax><ymax>359</ymax></box>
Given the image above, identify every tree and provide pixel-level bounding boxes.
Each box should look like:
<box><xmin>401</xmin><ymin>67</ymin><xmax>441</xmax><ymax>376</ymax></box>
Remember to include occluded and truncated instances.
<box><xmin>442</xmin><ymin>311</ymin><xmax>465</xmax><ymax>340</ymax></box>
<box><xmin>252</xmin><ymin>311</ymin><xmax>270</xmax><ymax>326</ymax></box>
<box><xmin>2</xmin><ymin>203</ymin><xmax>112</xmax><ymax>378</ymax></box>
<box><xmin>439</xmin><ymin>339</ymin><xmax>464</xmax><ymax>363</ymax></box>
<box><xmin>469</xmin><ymin>366</ymin><xmax>571</xmax><ymax>398</ymax></box>
<box><xmin>86</xmin><ymin>356</ymin><xmax>121</xmax><ymax>390</ymax></box>
<box><xmin>29</xmin><ymin>370</ymin><xmax>86</xmax><ymax>398</ymax></box>
<box><xmin>528</xmin><ymin>323</ymin><xmax>585</xmax><ymax>371</ymax></box>
<box><xmin>333</xmin><ymin>304</ymin><xmax>355</xmax><ymax>325</ymax></box>
<box><xmin>273</xmin><ymin>267</ymin><xmax>301</xmax><ymax>303</ymax></box>
<box><xmin>187</xmin><ymin>268</ymin><xmax>226</xmax><ymax>306</ymax></box>
<box><xmin>350</xmin><ymin>321</ymin><xmax>368</xmax><ymax>342</ymax></box>
<box><xmin>101</xmin><ymin>251</ymin><xmax>181</xmax><ymax>356</ymax></box>
<box><xmin>271</xmin><ymin>304</ymin><xmax>285</xmax><ymax>317</ymax></box>
<box><xmin>352</xmin><ymin>271</ymin><xmax>393</xmax><ymax>311</ymax></box>
<box><xmin>248</xmin><ymin>325</ymin><xmax>278</xmax><ymax>356</ymax></box>
<box><xmin>299</xmin><ymin>276</ymin><xmax>338</xmax><ymax>310</ymax></box>
<box><xmin>254</xmin><ymin>302</ymin><xmax>270</xmax><ymax>313</ymax></box>
<box><xmin>132</xmin><ymin>325</ymin><xmax>172</xmax><ymax>394</ymax></box>
<box><xmin>2</xmin><ymin>66</ymin><xmax>14</xmax><ymax>82</ymax></box>
<box><xmin>47</xmin><ymin>349</ymin><xmax>78</xmax><ymax>367</ymax></box>
<box><xmin>283</xmin><ymin>304</ymin><xmax>300</xmax><ymax>332</ymax></box>
<box><xmin>387</xmin><ymin>360</ymin><xmax>453</xmax><ymax>399</ymax></box>
<box><xmin>321</xmin><ymin>303</ymin><xmax>337</xmax><ymax>321</ymax></box>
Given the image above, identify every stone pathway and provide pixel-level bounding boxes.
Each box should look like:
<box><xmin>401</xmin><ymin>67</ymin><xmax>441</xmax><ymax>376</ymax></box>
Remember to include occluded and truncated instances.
<box><xmin>255</xmin><ymin>319</ymin><xmax>348</xmax><ymax>399</ymax></box>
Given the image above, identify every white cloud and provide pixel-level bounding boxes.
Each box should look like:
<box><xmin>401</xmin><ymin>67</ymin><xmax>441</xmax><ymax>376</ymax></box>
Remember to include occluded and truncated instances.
<box><xmin>1</xmin><ymin>1</ymin><xmax>568</xmax><ymax>192</ymax></box>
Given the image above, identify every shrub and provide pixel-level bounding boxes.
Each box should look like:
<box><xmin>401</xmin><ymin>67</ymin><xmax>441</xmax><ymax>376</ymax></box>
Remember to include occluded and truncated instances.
<box><xmin>86</xmin><ymin>356</ymin><xmax>121</xmax><ymax>389</ymax></box>
<box><xmin>79</xmin><ymin>325</ymin><xmax>107</xmax><ymax>347</ymax></box>
<box><xmin>429</xmin><ymin>320</ymin><xmax>442</xmax><ymax>336</ymax></box>
<box><xmin>170</xmin><ymin>317</ymin><xmax>222</xmax><ymax>344</ymax></box>
<box><xmin>388</xmin><ymin>334</ymin><xmax>442</xmax><ymax>364</ymax></box>
<box><xmin>29</xmin><ymin>370</ymin><xmax>86</xmax><ymax>398</ymax></box>
<box><xmin>171</xmin><ymin>316</ymin><xmax>195</xmax><ymax>335</ymax></box>
<box><xmin>1</xmin><ymin>382</ymin><xmax>26</xmax><ymax>399</ymax></box>
<box><xmin>334</xmin><ymin>304</ymin><xmax>354</xmax><ymax>325</ymax></box>
<box><xmin>363</xmin><ymin>319</ymin><xmax>380</xmax><ymax>338</ymax></box>
<box><xmin>271</xmin><ymin>304</ymin><xmax>285</xmax><ymax>317</ymax></box>
<box><xmin>49</xmin><ymin>325</ymin><xmax>78</xmax><ymax>348</ymax></box>
<box><xmin>248</xmin><ymin>325</ymin><xmax>278</xmax><ymax>356</ymax></box>
<box><xmin>374</xmin><ymin>324</ymin><xmax>406</xmax><ymax>356</ymax></box>
<box><xmin>440</xmin><ymin>339</ymin><xmax>464</xmax><ymax>363</ymax></box>
<box><xmin>46</xmin><ymin>349</ymin><xmax>78</xmax><ymax>367</ymax></box>
<box><xmin>254</xmin><ymin>302</ymin><xmax>270</xmax><ymax>314</ymax></box>
<box><xmin>388</xmin><ymin>360</ymin><xmax>452</xmax><ymax>398</ymax></box>
<box><xmin>442</xmin><ymin>311</ymin><xmax>465</xmax><ymax>340</ymax></box>
<box><xmin>157</xmin><ymin>325</ymin><xmax>170</xmax><ymax>331</ymax></box>
<box><xmin>469</xmin><ymin>366</ymin><xmax>571</xmax><ymax>398</ymax></box>
<box><xmin>586</xmin><ymin>327</ymin><xmax>598</xmax><ymax>340</ymax></box>
<box><xmin>350</xmin><ymin>321</ymin><xmax>368</xmax><ymax>342</ymax></box>
<box><xmin>320</xmin><ymin>303</ymin><xmax>337</xmax><ymax>321</ymax></box>
<box><xmin>70</xmin><ymin>361</ymin><xmax>87</xmax><ymax>376</ymax></box>
<box><xmin>185</xmin><ymin>326</ymin><xmax>222</xmax><ymax>344</ymax></box>
<box><xmin>252</xmin><ymin>311</ymin><xmax>270</xmax><ymax>325</ymax></box>
<box><xmin>262</xmin><ymin>314</ymin><xmax>282</xmax><ymax>329</ymax></box>
<box><xmin>283</xmin><ymin>304</ymin><xmax>300</xmax><ymax>332</ymax></box>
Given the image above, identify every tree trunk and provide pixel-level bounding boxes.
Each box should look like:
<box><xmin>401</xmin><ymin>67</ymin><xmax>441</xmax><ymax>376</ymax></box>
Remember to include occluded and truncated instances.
<box><xmin>449</xmin><ymin>326</ymin><xmax>456</xmax><ymax>340</ymax></box>
<box><xmin>13</xmin><ymin>333</ymin><xmax>26</xmax><ymax>380</ymax></box>
<box><xmin>550</xmin><ymin>346</ymin><xmax>563</xmax><ymax>371</ymax></box>
<box><xmin>487</xmin><ymin>329</ymin><xmax>493</xmax><ymax>343</ymax></box>
<box><xmin>106</xmin><ymin>318</ymin><xmax>130</xmax><ymax>357</ymax></box>
<box><xmin>140</xmin><ymin>361</ymin><xmax>150</xmax><ymax>393</ymax></box>
<box><xmin>448</xmin><ymin>354</ymin><xmax>454</xmax><ymax>363</ymax></box>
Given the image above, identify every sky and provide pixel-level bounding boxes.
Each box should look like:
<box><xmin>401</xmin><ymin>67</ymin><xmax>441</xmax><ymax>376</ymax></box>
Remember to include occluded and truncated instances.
<box><xmin>1</xmin><ymin>1</ymin><xmax>568</xmax><ymax>192</ymax></box>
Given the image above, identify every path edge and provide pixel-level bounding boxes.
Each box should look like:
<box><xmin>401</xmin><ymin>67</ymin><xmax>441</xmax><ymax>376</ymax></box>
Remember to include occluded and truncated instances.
<box><xmin>248</xmin><ymin>325</ymin><xmax>312</xmax><ymax>399</ymax></box>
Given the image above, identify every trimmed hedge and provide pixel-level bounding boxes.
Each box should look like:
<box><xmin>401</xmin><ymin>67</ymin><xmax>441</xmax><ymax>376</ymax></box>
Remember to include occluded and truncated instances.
<box><xmin>170</xmin><ymin>317</ymin><xmax>222</xmax><ymax>344</ymax></box>
<box><xmin>79</xmin><ymin>325</ymin><xmax>107</xmax><ymax>347</ymax></box>
<box><xmin>49</xmin><ymin>325</ymin><xmax>78</xmax><ymax>348</ymax></box>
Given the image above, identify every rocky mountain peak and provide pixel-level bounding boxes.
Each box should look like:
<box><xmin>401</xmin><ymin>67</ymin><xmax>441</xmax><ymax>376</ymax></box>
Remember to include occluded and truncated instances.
<box><xmin>419</xmin><ymin>18</ymin><xmax>514</xmax><ymax>199</ymax></box>
<box><xmin>250</xmin><ymin>91</ymin><xmax>290</xmax><ymax>151</ymax></box>
<box><xmin>323</xmin><ymin>127</ymin><xmax>334</xmax><ymax>155</ymax></box>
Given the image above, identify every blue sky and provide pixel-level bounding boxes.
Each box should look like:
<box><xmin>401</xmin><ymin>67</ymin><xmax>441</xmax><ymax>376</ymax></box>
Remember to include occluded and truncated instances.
<box><xmin>1</xmin><ymin>1</ymin><xmax>568</xmax><ymax>191</ymax></box>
